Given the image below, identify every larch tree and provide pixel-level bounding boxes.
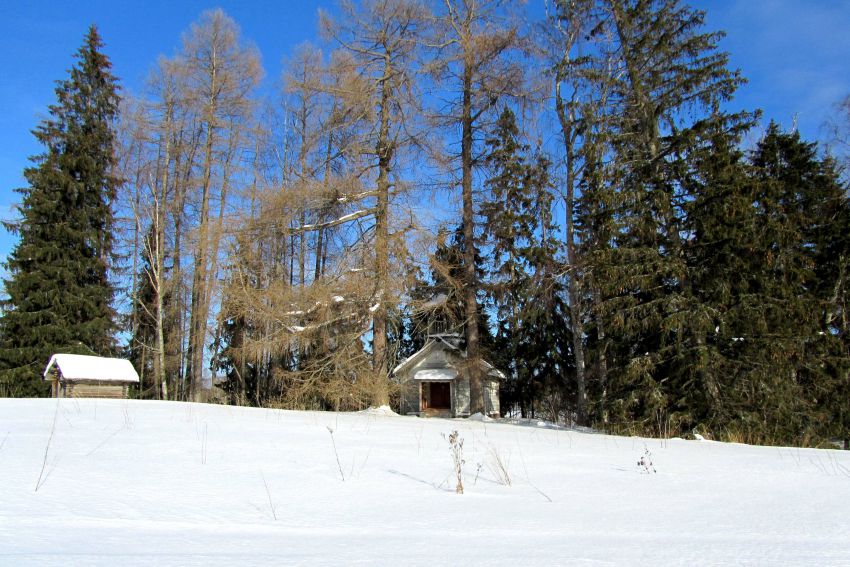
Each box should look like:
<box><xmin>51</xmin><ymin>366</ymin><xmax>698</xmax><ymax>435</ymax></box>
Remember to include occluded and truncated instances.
<box><xmin>321</xmin><ymin>0</ymin><xmax>427</xmax><ymax>407</ymax></box>
<box><xmin>213</xmin><ymin>43</ymin><xmax>359</xmax><ymax>406</ymax></box>
<box><xmin>118</xmin><ymin>76</ymin><xmax>179</xmax><ymax>400</ymax></box>
<box><xmin>429</xmin><ymin>0</ymin><xmax>524</xmax><ymax>415</ymax></box>
<box><xmin>0</xmin><ymin>26</ymin><xmax>120</xmax><ymax>396</ymax></box>
<box><xmin>116</xmin><ymin>12</ymin><xmax>263</xmax><ymax>401</ymax></box>
<box><xmin>213</xmin><ymin>32</ymin><xmax>397</xmax><ymax>408</ymax></box>
<box><xmin>284</xmin><ymin>43</ymin><xmax>328</xmax><ymax>288</ymax></box>
<box><xmin>178</xmin><ymin>10</ymin><xmax>263</xmax><ymax>400</ymax></box>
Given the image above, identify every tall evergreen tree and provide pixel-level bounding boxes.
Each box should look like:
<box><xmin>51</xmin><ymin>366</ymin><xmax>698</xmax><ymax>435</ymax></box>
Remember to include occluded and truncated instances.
<box><xmin>736</xmin><ymin>124</ymin><xmax>850</xmax><ymax>444</ymax></box>
<box><xmin>481</xmin><ymin>108</ymin><xmax>570</xmax><ymax>419</ymax></box>
<box><xmin>571</xmin><ymin>0</ymin><xmax>752</xmax><ymax>433</ymax></box>
<box><xmin>0</xmin><ymin>26</ymin><xmax>120</xmax><ymax>396</ymax></box>
<box><xmin>680</xmin><ymin>125</ymin><xmax>756</xmax><ymax>432</ymax></box>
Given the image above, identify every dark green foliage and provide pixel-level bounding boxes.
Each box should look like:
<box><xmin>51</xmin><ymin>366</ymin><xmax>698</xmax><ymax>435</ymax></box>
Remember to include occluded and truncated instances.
<box><xmin>421</xmin><ymin>226</ymin><xmax>470</xmax><ymax>339</ymax></box>
<box><xmin>679</xmin><ymin>129</ymin><xmax>754</xmax><ymax>430</ymax></box>
<box><xmin>403</xmin><ymin>224</ymin><xmax>498</xmax><ymax>354</ymax></box>
<box><xmin>431</xmin><ymin>225</ymin><xmax>495</xmax><ymax>344</ymax></box>
<box><xmin>738</xmin><ymin>125</ymin><xmax>850</xmax><ymax>443</ymax></box>
<box><xmin>480</xmin><ymin>108</ymin><xmax>571</xmax><ymax>419</ymax></box>
<box><xmin>574</xmin><ymin>0</ymin><xmax>752</xmax><ymax>432</ymax></box>
<box><xmin>0</xmin><ymin>27</ymin><xmax>120</xmax><ymax>396</ymax></box>
<box><xmin>552</xmin><ymin>0</ymin><xmax>850</xmax><ymax>445</ymax></box>
<box><xmin>683</xmin><ymin>124</ymin><xmax>850</xmax><ymax>445</ymax></box>
<box><xmin>213</xmin><ymin>307</ymin><xmax>264</xmax><ymax>406</ymax></box>
<box><xmin>585</xmin><ymin>113</ymin><xmax>850</xmax><ymax>443</ymax></box>
<box><xmin>563</xmin><ymin>1</ymin><xmax>846</xmax><ymax>444</ymax></box>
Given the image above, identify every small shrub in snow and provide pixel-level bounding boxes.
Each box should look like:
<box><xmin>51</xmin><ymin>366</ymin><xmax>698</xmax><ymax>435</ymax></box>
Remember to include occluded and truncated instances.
<box><xmin>327</xmin><ymin>426</ymin><xmax>345</xmax><ymax>481</ymax></box>
<box><xmin>260</xmin><ymin>471</ymin><xmax>277</xmax><ymax>520</ymax></box>
<box><xmin>444</xmin><ymin>430</ymin><xmax>465</xmax><ymax>494</ymax></box>
<box><xmin>35</xmin><ymin>399</ymin><xmax>60</xmax><ymax>492</ymax></box>
<box><xmin>473</xmin><ymin>461</ymin><xmax>484</xmax><ymax>485</ymax></box>
<box><xmin>637</xmin><ymin>444</ymin><xmax>656</xmax><ymax>474</ymax></box>
<box><xmin>487</xmin><ymin>444</ymin><xmax>512</xmax><ymax>486</ymax></box>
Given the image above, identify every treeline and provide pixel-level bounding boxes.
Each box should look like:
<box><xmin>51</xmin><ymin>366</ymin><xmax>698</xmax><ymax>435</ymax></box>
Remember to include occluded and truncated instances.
<box><xmin>1</xmin><ymin>0</ymin><xmax>848</xmax><ymax>447</ymax></box>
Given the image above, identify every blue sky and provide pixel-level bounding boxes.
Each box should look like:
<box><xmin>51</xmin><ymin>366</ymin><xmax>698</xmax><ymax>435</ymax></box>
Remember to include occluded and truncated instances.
<box><xmin>1</xmin><ymin>0</ymin><xmax>849</xmax><ymax>268</ymax></box>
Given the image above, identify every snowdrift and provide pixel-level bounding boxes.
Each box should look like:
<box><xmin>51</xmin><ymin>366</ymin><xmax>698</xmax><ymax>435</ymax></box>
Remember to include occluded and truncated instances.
<box><xmin>1</xmin><ymin>398</ymin><xmax>849</xmax><ymax>565</ymax></box>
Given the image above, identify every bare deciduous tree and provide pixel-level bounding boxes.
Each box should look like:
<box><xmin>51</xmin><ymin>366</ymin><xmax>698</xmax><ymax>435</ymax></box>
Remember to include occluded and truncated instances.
<box><xmin>177</xmin><ymin>10</ymin><xmax>263</xmax><ymax>400</ymax></box>
<box><xmin>428</xmin><ymin>0</ymin><xmax>524</xmax><ymax>415</ymax></box>
<box><xmin>322</xmin><ymin>0</ymin><xmax>427</xmax><ymax>406</ymax></box>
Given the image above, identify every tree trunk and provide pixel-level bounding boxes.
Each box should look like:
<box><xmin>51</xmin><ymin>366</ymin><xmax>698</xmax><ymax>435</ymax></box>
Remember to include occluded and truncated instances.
<box><xmin>555</xmin><ymin>77</ymin><xmax>587</xmax><ymax>425</ymax></box>
<box><xmin>556</xmin><ymin>80</ymin><xmax>588</xmax><ymax>425</ymax></box>
<box><xmin>461</xmin><ymin>50</ymin><xmax>484</xmax><ymax>416</ymax></box>
<box><xmin>315</xmin><ymin>124</ymin><xmax>334</xmax><ymax>283</ymax></box>
<box><xmin>188</xmin><ymin>116</ymin><xmax>215</xmax><ymax>401</ymax></box>
<box><xmin>155</xmin><ymin>118</ymin><xmax>171</xmax><ymax>401</ymax></box>
<box><xmin>171</xmin><ymin>179</ymin><xmax>185</xmax><ymax>401</ymax></box>
<box><xmin>597</xmin><ymin>310</ymin><xmax>609</xmax><ymax>424</ymax></box>
<box><xmin>370</xmin><ymin>57</ymin><xmax>394</xmax><ymax>408</ymax></box>
<box><xmin>298</xmin><ymin>89</ymin><xmax>309</xmax><ymax>288</ymax></box>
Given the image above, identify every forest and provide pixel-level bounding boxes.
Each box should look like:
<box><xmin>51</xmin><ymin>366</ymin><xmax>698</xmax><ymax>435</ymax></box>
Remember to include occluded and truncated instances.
<box><xmin>1</xmin><ymin>0</ymin><xmax>849</xmax><ymax>448</ymax></box>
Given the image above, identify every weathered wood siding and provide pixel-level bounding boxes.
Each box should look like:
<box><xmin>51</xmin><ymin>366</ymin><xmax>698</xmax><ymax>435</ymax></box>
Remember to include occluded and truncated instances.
<box><xmin>484</xmin><ymin>378</ymin><xmax>500</xmax><ymax>417</ymax></box>
<box><xmin>453</xmin><ymin>375</ymin><xmax>470</xmax><ymax>417</ymax></box>
<box><xmin>399</xmin><ymin>380</ymin><xmax>420</xmax><ymax>415</ymax></box>
<box><xmin>395</xmin><ymin>339</ymin><xmax>501</xmax><ymax>418</ymax></box>
<box><xmin>57</xmin><ymin>382</ymin><xmax>129</xmax><ymax>399</ymax></box>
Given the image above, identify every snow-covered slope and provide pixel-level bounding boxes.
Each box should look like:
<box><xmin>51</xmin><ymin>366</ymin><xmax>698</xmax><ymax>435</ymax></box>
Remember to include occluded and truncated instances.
<box><xmin>1</xmin><ymin>398</ymin><xmax>849</xmax><ymax>566</ymax></box>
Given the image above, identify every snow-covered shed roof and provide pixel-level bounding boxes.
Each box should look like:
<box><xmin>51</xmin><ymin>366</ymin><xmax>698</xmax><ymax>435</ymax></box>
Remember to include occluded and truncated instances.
<box><xmin>43</xmin><ymin>354</ymin><xmax>140</xmax><ymax>383</ymax></box>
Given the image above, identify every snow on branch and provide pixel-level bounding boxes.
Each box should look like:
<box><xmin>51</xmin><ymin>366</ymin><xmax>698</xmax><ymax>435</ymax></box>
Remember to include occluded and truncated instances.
<box><xmin>293</xmin><ymin>208</ymin><xmax>374</xmax><ymax>233</ymax></box>
<box><xmin>336</xmin><ymin>189</ymin><xmax>378</xmax><ymax>203</ymax></box>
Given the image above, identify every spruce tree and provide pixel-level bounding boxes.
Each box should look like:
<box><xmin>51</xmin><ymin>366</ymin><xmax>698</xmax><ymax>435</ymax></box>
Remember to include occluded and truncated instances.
<box><xmin>573</xmin><ymin>0</ymin><xmax>752</xmax><ymax>433</ymax></box>
<box><xmin>481</xmin><ymin>108</ymin><xmax>569</xmax><ymax>419</ymax></box>
<box><xmin>682</xmin><ymin>126</ymin><xmax>757</xmax><ymax>432</ymax></box>
<box><xmin>740</xmin><ymin>124</ymin><xmax>850</xmax><ymax>443</ymax></box>
<box><xmin>481</xmin><ymin>107</ymin><xmax>533</xmax><ymax>413</ymax></box>
<box><xmin>678</xmin><ymin>123</ymin><xmax>850</xmax><ymax>444</ymax></box>
<box><xmin>0</xmin><ymin>26</ymin><xmax>120</xmax><ymax>396</ymax></box>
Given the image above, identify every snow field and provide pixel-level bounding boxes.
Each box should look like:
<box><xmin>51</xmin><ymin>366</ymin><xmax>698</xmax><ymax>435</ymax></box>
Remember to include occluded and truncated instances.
<box><xmin>1</xmin><ymin>398</ymin><xmax>849</xmax><ymax>566</ymax></box>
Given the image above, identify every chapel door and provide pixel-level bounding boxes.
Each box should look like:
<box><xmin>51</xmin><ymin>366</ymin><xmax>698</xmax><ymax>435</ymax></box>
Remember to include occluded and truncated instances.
<box><xmin>429</xmin><ymin>382</ymin><xmax>451</xmax><ymax>409</ymax></box>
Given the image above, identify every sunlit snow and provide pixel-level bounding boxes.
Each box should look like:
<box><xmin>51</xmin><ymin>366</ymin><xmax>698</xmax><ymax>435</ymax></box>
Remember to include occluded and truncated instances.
<box><xmin>2</xmin><ymin>398</ymin><xmax>849</xmax><ymax>566</ymax></box>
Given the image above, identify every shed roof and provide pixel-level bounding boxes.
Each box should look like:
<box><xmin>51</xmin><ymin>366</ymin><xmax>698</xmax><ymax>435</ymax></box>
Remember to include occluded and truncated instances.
<box><xmin>43</xmin><ymin>354</ymin><xmax>140</xmax><ymax>383</ymax></box>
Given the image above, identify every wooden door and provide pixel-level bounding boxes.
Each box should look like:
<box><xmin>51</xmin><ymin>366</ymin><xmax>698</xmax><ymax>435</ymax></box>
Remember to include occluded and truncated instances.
<box><xmin>429</xmin><ymin>382</ymin><xmax>451</xmax><ymax>409</ymax></box>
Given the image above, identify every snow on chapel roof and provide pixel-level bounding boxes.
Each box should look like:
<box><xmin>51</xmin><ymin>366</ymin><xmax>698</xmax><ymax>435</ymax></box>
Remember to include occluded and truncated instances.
<box><xmin>414</xmin><ymin>368</ymin><xmax>458</xmax><ymax>381</ymax></box>
<box><xmin>43</xmin><ymin>354</ymin><xmax>140</xmax><ymax>383</ymax></box>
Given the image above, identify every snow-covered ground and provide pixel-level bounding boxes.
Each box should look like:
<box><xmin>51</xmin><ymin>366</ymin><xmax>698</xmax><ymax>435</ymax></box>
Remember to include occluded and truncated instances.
<box><xmin>2</xmin><ymin>398</ymin><xmax>849</xmax><ymax>566</ymax></box>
